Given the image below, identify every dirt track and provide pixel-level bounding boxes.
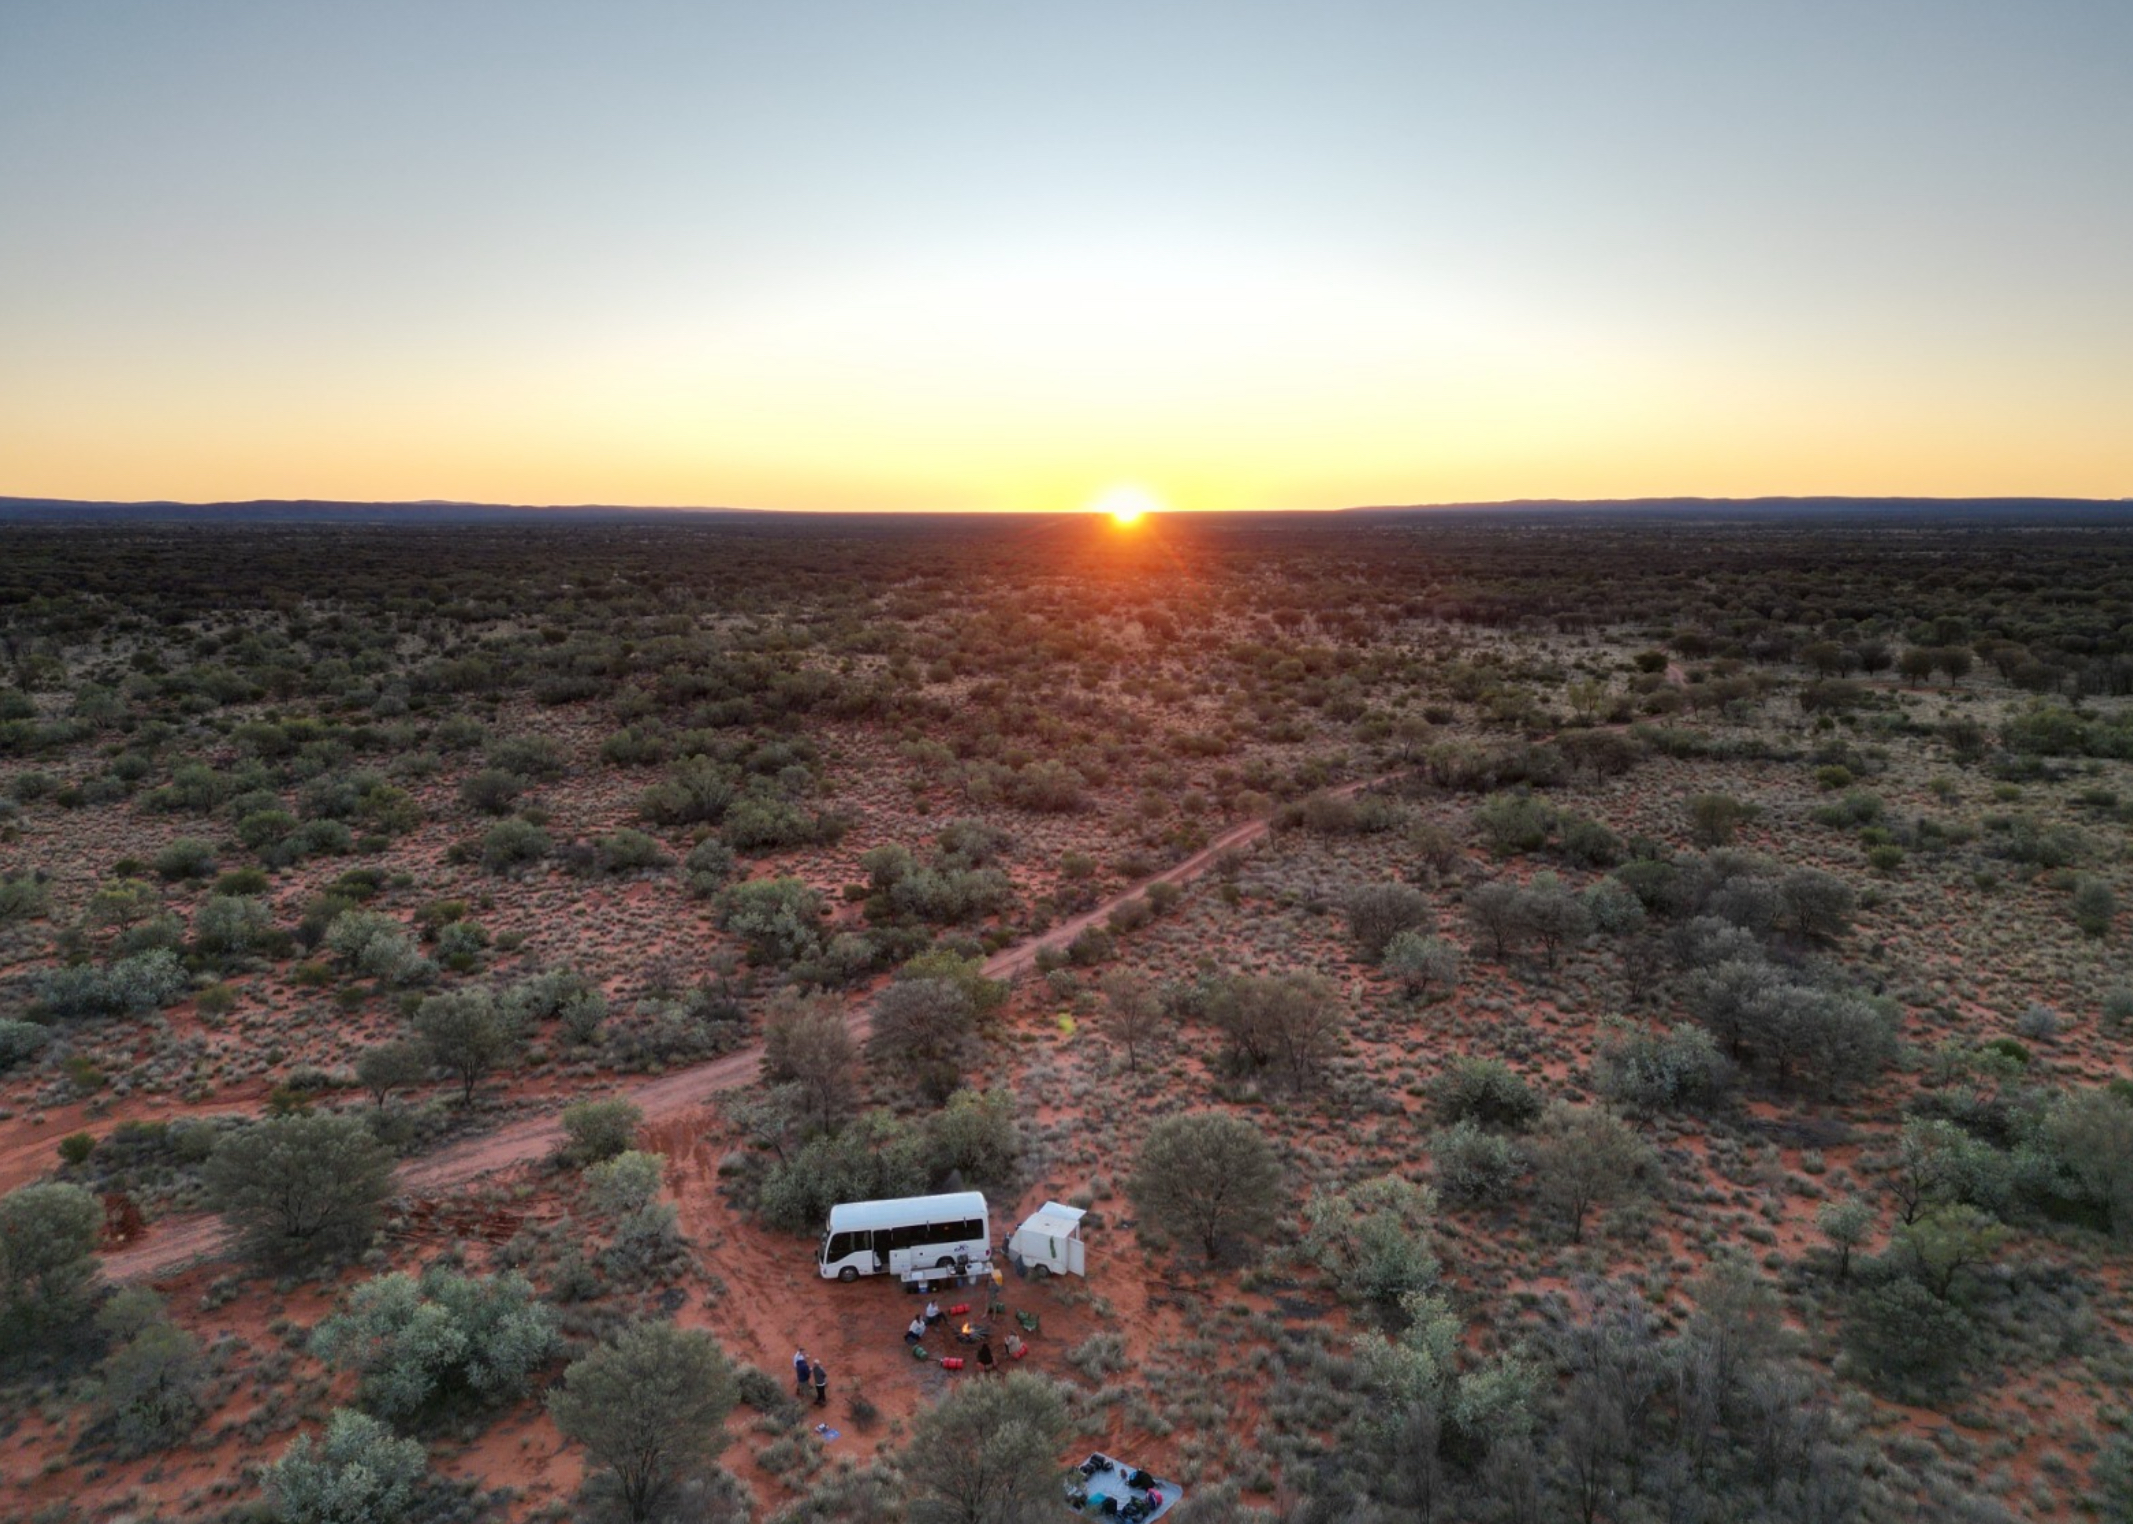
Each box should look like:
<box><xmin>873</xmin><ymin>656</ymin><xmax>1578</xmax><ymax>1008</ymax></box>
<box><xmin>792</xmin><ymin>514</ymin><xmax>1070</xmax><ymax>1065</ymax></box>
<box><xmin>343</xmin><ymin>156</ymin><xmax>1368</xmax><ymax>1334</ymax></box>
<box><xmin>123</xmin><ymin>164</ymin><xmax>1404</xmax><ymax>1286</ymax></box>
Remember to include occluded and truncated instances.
<box><xmin>100</xmin><ymin>771</ymin><xmax>1400</xmax><ymax>1282</ymax></box>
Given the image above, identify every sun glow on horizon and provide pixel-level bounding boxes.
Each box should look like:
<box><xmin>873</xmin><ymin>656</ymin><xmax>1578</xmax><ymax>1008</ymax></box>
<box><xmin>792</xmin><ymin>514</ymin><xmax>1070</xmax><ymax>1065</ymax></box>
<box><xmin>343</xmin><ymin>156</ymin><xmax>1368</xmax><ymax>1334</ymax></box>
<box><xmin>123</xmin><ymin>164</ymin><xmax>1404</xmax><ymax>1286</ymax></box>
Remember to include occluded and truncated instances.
<box><xmin>1091</xmin><ymin>484</ymin><xmax>1162</xmax><ymax>527</ymax></box>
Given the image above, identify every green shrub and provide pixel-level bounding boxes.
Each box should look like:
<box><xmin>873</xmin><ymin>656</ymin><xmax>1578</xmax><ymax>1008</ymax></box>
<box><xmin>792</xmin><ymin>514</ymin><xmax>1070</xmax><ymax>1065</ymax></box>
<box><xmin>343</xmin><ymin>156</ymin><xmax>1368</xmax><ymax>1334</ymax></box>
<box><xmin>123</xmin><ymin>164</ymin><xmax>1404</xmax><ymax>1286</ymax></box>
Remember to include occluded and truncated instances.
<box><xmin>480</xmin><ymin>817</ymin><xmax>550</xmax><ymax>872</ymax></box>
<box><xmin>1472</xmin><ymin>790</ymin><xmax>1556</xmax><ymax>856</ymax></box>
<box><xmin>96</xmin><ymin>1299</ymin><xmax>205</xmax><ymax>1456</ymax></box>
<box><xmin>37</xmin><ymin>949</ymin><xmax>189</xmax><ymax>1020</ymax></box>
<box><xmin>203</xmin><ymin>1112</ymin><xmax>394</xmax><ymax>1267</ymax></box>
<box><xmin>324</xmin><ymin>910</ymin><xmax>431</xmax><ymax>985</ymax></box>
<box><xmin>1300</xmin><ymin>1175</ymin><xmax>1439</xmax><ymax>1313</ymax></box>
<box><xmin>755</xmin><ymin>1111</ymin><xmax>927</xmax><ymax>1233</ymax></box>
<box><xmin>2072</xmin><ymin>876</ymin><xmax>2116</xmax><ymax>937</ymax></box>
<box><xmin>151</xmin><ymin>838</ymin><xmax>216</xmax><ymax>881</ymax></box>
<box><xmin>311</xmin><ymin>1266</ymin><xmax>558</xmax><ymax>1423</ymax></box>
<box><xmin>560</xmin><ymin>1097</ymin><xmax>644</xmax><ymax>1165</ymax></box>
<box><xmin>0</xmin><ymin>1182</ymin><xmax>103</xmax><ymax>1340</ymax></box>
<box><xmin>0</xmin><ymin>1019</ymin><xmax>51</xmax><ymax>1071</ymax></box>
<box><xmin>1429</xmin><ymin>1119</ymin><xmax>1522</xmax><ymax>1205</ymax></box>
<box><xmin>0</xmin><ymin>870</ymin><xmax>51</xmax><ymax>920</ymax></box>
<box><xmin>1594</xmin><ymin>1021</ymin><xmax>1734</xmax><ymax>1111</ymax></box>
<box><xmin>459</xmin><ymin>767</ymin><xmax>524</xmax><ymax>815</ymax></box>
<box><xmin>595</xmin><ymin>828</ymin><xmax>670</xmax><ymax>874</ymax></box>
<box><xmin>1843</xmin><ymin>1276</ymin><xmax>1972</xmax><ymax>1400</ymax></box>
<box><xmin>1382</xmin><ymin>930</ymin><xmax>1461</xmax><ymax>998</ymax></box>
<box><xmin>1344</xmin><ymin>882</ymin><xmax>1428</xmax><ymax>960</ymax></box>
<box><xmin>1431</xmin><ymin>1057</ymin><xmax>1540</xmax><ymax>1129</ymax></box>
<box><xmin>1127</xmin><ymin>1111</ymin><xmax>1283</xmax><ymax>1262</ymax></box>
<box><xmin>682</xmin><ymin>837</ymin><xmax>737</xmax><ymax>897</ymax></box>
<box><xmin>716</xmin><ymin>876</ymin><xmax>824</xmax><ymax>965</ymax></box>
<box><xmin>264</xmin><ymin>1408</ymin><xmax>429</xmax><ymax>1524</ymax></box>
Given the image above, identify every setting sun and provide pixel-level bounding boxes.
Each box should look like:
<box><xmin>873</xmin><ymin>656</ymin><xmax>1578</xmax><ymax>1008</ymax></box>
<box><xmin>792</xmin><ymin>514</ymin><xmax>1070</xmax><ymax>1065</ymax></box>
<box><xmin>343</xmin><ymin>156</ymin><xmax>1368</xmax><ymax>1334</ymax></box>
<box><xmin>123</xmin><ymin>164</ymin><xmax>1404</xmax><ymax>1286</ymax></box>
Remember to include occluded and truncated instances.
<box><xmin>1091</xmin><ymin>485</ymin><xmax>1162</xmax><ymax>527</ymax></box>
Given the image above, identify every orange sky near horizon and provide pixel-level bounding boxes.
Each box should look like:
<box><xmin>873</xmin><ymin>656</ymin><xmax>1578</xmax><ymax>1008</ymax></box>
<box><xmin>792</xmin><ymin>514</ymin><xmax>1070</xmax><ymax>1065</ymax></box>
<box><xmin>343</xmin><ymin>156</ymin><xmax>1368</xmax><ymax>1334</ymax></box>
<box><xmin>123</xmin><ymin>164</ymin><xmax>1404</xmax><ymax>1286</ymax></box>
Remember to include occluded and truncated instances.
<box><xmin>3</xmin><ymin>3</ymin><xmax>2130</xmax><ymax>513</ymax></box>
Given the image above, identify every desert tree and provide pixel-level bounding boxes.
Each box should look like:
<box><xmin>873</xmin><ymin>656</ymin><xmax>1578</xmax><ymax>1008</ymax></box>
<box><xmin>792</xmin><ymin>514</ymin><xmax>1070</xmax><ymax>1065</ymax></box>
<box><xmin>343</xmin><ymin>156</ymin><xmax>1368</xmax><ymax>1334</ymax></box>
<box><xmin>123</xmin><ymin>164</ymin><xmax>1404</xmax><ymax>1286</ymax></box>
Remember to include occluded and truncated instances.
<box><xmin>902</xmin><ymin>1370</ymin><xmax>1071</xmax><ymax>1524</ymax></box>
<box><xmin>1883</xmin><ymin>1117</ymin><xmax>2010</xmax><ymax>1225</ymax></box>
<box><xmin>95</xmin><ymin>1295</ymin><xmax>205</xmax><ymax>1455</ymax></box>
<box><xmin>1893</xmin><ymin>1205</ymin><xmax>2009</xmax><ymax>1301</ymax></box>
<box><xmin>84</xmin><ymin>876</ymin><xmax>162</xmax><ymax>936</ymax></box>
<box><xmin>1775</xmin><ymin>867</ymin><xmax>1855</xmax><ymax>942</ymax></box>
<box><xmin>1344</xmin><ymin>881</ymin><xmax>1429</xmax><ymax>961</ymax></box>
<box><xmin>868</xmin><ymin>976</ymin><xmax>978</xmax><ymax>1104</ymax></box>
<box><xmin>922</xmin><ymin>1087</ymin><xmax>1021</xmax><ymax>1188</ymax></box>
<box><xmin>1383</xmin><ymin>930</ymin><xmax>1462</xmax><ymax>1001</ymax></box>
<box><xmin>412</xmin><ymin>988</ymin><xmax>520</xmax><ymax>1105</ymax></box>
<box><xmin>1127</xmin><ymin>1111</ymin><xmax>1283</xmax><ymax>1263</ymax></box>
<box><xmin>1686</xmin><ymin>792</ymin><xmax>1757</xmax><ymax>847</ymax></box>
<box><xmin>1815</xmin><ymin>1199</ymin><xmax>1874</xmax><ymax>1283</ymax></box>
<box><xmin>2037</xmin><ymin>1087</ymin><xmax>2133</xmax><ymax>1238</ymax></box>
<box><xmin>353</xmin><ymin>1039</ymin><xmax>430</xmax><ymax>1108</ymax></box>
<box><xmin>1465</xmin><ymin>879</ymin><xmax>1526</xmax><ymax>962</ymax></box>
<box><xmin>1593</xmin><ymin>1021</ymin><xmax>1733</xmax><ymax>1113</ymax></box>
<box><xmin>1525</xmin><ymin>1105</ymin><xmax>1650</xmax><ymax>1244</ymax></box>
<box><xmin>1096</xmin><ymin>969</ymin><xmax>1171</xmax><ymax>1072</ymax></box>
<box><xmin>761</xmin><ymin>991</ymin><xmax>857</xmax><ymax>1135</ymax></box>
<box><xmin>203</xmin><ymin>1112</ymin><xmax>394</xmax><ymax>1267</ymax></box>
<box><xmin>548</xmin><ymin>1319</ymin><xmax>738</xmax><ymax>1524</ymax></box>
<box><xmin>0</xmin><ymin>1181</ymin><xmax>103</xmax><ymax>1344</ymax></box>
<box><xmin>1518</xmin><ymin>872</ymin><xmax>1591</xmax><ymax>967</ymax></box>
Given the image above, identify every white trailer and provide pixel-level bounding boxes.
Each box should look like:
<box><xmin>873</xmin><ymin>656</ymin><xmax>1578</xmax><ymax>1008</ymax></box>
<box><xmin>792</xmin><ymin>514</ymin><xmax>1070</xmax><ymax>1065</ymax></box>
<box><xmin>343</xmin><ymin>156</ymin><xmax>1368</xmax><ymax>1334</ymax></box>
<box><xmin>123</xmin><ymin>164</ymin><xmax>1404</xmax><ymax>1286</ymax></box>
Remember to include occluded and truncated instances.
<box><xmin>1006</xmin><ymin>1201</ymin><xmax>1086</xmax><ymax>1279</ymax></box>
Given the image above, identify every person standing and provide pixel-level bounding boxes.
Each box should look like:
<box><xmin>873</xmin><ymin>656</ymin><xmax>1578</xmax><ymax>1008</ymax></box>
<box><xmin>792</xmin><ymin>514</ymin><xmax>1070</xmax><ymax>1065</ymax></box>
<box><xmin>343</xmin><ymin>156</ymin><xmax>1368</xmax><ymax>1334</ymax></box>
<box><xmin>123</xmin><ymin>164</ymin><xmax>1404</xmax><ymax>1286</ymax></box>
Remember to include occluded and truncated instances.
<box><xmin>792</xmin><ymin>1349</ymin><xmax>810</xmax><ymax>1397</ymax></box>
<box><xmin>811</xmin><ymin>1359</ymin><xmax>828</xmax><ymax>1407</ymax></box>
<box><xmin>976</xmin><ymin>1339</ymin><xmax>996</xmax><ymax>1375</ymax></box>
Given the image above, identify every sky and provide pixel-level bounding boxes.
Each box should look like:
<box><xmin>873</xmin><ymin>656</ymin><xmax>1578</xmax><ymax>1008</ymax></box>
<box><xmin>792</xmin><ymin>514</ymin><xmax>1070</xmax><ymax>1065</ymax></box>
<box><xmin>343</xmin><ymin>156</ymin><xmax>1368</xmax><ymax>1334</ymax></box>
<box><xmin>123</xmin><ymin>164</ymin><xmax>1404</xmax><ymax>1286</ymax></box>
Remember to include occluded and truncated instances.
<box><xmin>2</xmin><ymin>1</ymin><xmax>2130</xmax><ymax>513</ymax></box>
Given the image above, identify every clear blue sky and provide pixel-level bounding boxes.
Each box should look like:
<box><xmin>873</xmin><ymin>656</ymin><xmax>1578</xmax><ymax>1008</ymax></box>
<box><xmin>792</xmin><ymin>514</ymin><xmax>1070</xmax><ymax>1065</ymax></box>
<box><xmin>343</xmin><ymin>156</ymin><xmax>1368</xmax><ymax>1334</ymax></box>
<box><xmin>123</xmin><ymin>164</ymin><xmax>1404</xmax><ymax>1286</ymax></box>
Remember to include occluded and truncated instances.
<box><xmin>3</xmin><ymin>1</ymin><xmax>2128</xmax><ymax>510</ymax></box>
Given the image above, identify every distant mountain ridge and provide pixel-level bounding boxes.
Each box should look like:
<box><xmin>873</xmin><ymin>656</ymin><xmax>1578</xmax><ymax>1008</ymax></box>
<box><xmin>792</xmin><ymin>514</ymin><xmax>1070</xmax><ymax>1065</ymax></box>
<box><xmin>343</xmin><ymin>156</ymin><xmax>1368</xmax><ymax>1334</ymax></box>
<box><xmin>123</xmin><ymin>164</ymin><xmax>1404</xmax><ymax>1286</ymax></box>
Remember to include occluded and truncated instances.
<box><xmin>0</xmin><ymin>494</ymin><xmax>2128</xmax><ymax>525</ymax></box>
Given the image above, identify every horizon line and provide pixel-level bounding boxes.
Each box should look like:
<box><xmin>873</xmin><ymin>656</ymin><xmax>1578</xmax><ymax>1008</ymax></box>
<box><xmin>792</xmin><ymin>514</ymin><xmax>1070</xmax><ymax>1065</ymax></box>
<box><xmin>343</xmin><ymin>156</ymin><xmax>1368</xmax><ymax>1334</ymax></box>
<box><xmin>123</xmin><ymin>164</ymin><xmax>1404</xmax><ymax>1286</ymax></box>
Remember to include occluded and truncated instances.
<box><xmin>5</xmin><ymin>491</ymin><xmax>2132</xmax><ymax>519</ymax></box>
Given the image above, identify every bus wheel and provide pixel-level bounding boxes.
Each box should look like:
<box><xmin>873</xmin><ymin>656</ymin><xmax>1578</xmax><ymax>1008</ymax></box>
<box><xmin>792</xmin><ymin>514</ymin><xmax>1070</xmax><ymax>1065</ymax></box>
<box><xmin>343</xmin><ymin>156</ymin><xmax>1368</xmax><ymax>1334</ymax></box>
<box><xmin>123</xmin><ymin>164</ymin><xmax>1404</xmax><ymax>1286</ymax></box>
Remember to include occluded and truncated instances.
<box><xmin>1032</xmin><ymin>1264</ymin><xmax>1051</xmax><ymax>1281</ymax></box>
<box><xmin>839</xmin><ymin>1267</ymin><xmax>858</xmax><ymax>1283</ymax></box>
<box><xmin>936</xmin><ymin>1256</ymin><xmax>956</xmax><ymax>1270</ymax></box>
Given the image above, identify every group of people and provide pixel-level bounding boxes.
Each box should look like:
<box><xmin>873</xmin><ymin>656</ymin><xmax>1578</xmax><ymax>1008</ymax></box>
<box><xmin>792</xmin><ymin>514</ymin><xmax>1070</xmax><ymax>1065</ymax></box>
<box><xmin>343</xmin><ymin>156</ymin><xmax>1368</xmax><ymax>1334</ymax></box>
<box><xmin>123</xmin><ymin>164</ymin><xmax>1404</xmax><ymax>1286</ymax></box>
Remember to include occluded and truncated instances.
<box><xmin>899</xmin><ymin>1298</ymin><xmax>1024</xmax><ymax>1370</ymax></box>
<box><xmin>792</xmin><ymin>1348</ymin><xmax>829</xmax><ymax>1406</ymax></box>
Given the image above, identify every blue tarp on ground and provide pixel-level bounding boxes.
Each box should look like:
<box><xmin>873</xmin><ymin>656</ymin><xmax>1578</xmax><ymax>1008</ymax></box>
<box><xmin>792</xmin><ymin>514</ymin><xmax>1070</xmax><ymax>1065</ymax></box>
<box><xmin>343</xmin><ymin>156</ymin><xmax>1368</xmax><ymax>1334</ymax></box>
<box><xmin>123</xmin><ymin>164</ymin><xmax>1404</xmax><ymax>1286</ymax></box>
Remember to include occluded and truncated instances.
<box><xmin>1066</xmin><ymin>1453</ymin><xmax>1180</xmax><ymax>1520</ymax></box>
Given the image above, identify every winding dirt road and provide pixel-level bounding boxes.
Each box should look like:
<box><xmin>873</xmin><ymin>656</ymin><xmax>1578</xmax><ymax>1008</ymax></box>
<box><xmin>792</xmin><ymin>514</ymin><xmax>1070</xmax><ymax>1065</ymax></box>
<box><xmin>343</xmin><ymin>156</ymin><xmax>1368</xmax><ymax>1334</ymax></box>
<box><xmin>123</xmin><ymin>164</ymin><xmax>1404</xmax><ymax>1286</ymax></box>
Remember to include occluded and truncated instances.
<box><xmin>100</xmin><ymin>771</ymin><xmax>1401</xmax><ymax>1282</ymax></box>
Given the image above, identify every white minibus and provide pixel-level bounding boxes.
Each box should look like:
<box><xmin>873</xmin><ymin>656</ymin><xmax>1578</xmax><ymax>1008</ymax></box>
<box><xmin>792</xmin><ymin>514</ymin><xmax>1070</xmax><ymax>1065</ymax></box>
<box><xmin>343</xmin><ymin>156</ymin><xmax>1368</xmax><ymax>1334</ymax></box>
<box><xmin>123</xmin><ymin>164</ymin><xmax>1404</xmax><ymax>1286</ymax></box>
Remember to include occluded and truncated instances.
<box><xmin>817</xmin><ymin>1191</ymin><xmax>990</xmax><ymax>1282</ymax></box>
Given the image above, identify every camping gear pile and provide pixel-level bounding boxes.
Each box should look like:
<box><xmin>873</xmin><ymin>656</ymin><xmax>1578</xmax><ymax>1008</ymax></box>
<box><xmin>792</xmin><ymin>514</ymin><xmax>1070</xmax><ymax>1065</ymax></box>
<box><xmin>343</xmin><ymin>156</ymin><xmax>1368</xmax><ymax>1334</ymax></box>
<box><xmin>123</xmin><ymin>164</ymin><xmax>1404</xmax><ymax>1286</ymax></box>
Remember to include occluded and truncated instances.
<box><xmin>1066</xmin><ymin>1452</ymin><xmax>1179</xmax><ymax>1519</ymax></box>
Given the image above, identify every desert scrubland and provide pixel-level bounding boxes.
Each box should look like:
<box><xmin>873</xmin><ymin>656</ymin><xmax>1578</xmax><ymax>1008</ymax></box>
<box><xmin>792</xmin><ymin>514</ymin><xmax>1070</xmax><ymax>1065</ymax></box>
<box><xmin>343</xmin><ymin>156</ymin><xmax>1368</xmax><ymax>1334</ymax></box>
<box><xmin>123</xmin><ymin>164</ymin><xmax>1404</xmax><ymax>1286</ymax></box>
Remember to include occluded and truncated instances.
<box><xmin>1</xmin><ymin>508</ymin><xmax>2130</xmax><ymax>1524</ymax></box>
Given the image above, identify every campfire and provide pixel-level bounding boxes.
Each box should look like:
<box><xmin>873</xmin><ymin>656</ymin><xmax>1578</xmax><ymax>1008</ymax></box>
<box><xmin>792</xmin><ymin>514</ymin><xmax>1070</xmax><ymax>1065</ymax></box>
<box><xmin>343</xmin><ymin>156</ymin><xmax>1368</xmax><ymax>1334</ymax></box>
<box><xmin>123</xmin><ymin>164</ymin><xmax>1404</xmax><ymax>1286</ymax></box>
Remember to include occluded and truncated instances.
<box><xmin>960</xmin><ymin>1322</ymin><xmax>973</xmax><ymax>1338</ymax></box>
